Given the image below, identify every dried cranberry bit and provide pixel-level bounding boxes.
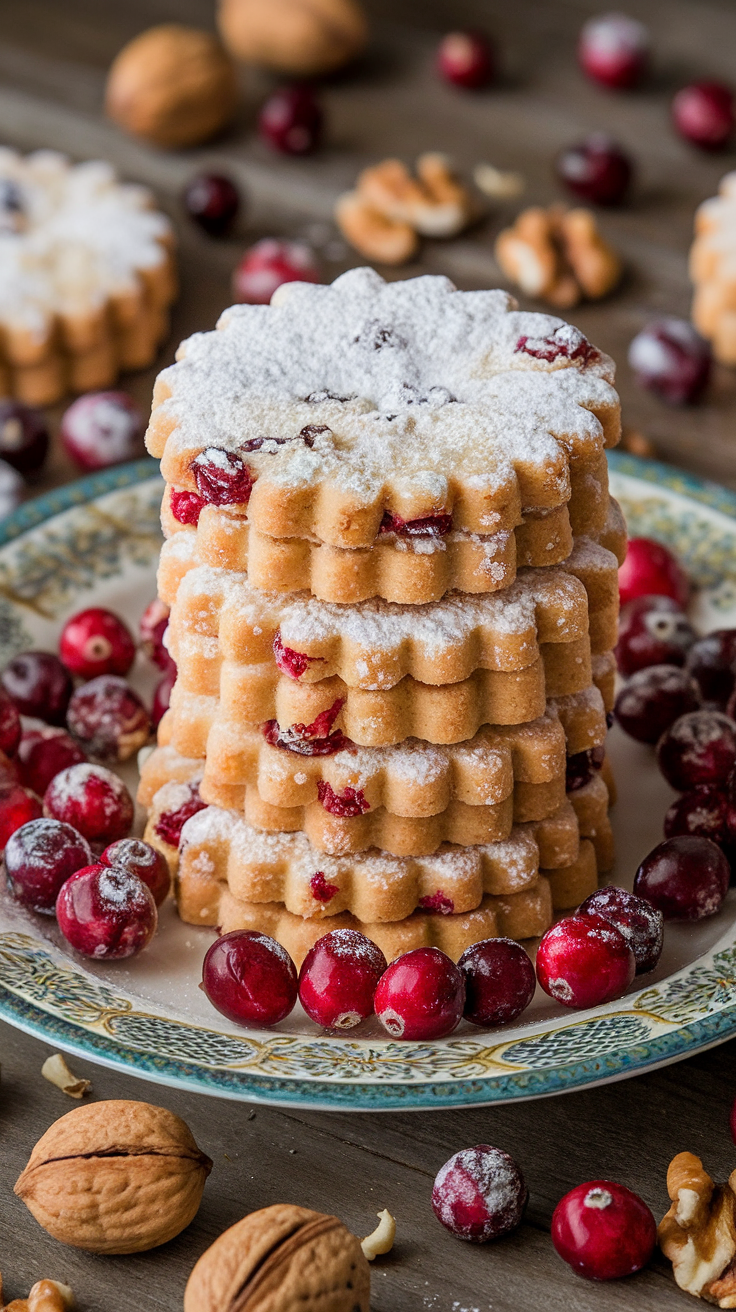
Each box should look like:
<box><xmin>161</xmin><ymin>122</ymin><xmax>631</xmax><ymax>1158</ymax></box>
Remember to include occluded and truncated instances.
<box><xmin>417</xmin><ymin>890</ymin><xmax>455</xmax><ymax>915</ymax></box>
<box><xmin>432</xmin><ymin>1145</ymin><xmax>527</xmax><ymax>1242</ymax></box>
<box><xmin>170</xmin><ymin>489</ymin><xmax>206</xmax><ymax>526</ymax></box>
<box><xmin>192</xmin><ymin>447</ymin><xmax>255</xmax><ymax>507</ymax></box>
<box><xmin>578</xmin><ymin>886</ymin><xmax>663</xmax><ymax>975</ymax></box>
<box><xmin>552</xmin><ymin>1180</ymin><xmax>656</xmax><ymax>1280</ymax></box>
<box><xmin>634</xmin><ymin>835</ymin><xmax>730</xmax><ymax>920</ymax></box>
<box><xmin>284</xmin><ymin>698</ymin><xmax>344</xmax><ymax>743</ymax></box>
<box><xmin>316</xmin><ymin>781</ymin><xmax>370</xmax><ymax>818</ymax></box>
<box><xmin>202</xmin><ymin>929</ymin><xmax>298</xmax><ymax>1027</ymax></box>
<box><xmin>614</xmin><ymin>665</ymin><xmax>699</xmax><ymax>745</ymax></box>
<box><xmin>459</xmin><ymin>938</ymin><xmax>536</xmax><ymax>1026</ymax></box>
<box><xmin>514</xmin><ymin>326</ymin><xmax>598</xmax><ymax>365</ymax></box>
<box><xmin>56</xmin><ymin>864</ymin><xmax>157</xmax><ymax>960</ymax></box>
<box><xmin>273</xmin><ymin>631</ymin><xmax>322</xmax><ymax>681</ymax></box>
<box><xmin>657</xmin><ymin>710</ymin><xmax>736</xmax><ymax>791</ymax></box>
<box><xmin>2</xmin><ymin>651</ymin><xmax>72</xmax><ymax>725</ymax></box>
<box><xmin>5</xmin><ymin>817</ymin><xmax>92</xmax><ymax>913</ymax></box>
<box><xmin>241</xmin><ymin>424</ymin><xmax>327</xmax><ymax>455</ymax></box>
<box><xmin>310</xmin><ymin>871</ymin><xmax>339</xmax><ymax>904</ymax></box>
<box><xmin>59</xmin><ymin>607</ymin><xmax>136</xmax><ymax>680</ymax></box>
<box><xmin>298</xmin><ymin>929</ymin><xmax>387</xmax><ymax>1030</ymax></box>
<box><xmin>565</xmin><ymin>746</ymin><xmax>605</xmax><ymax>793</ymax></box>
<box><xmin>66</xmin><ymin>675</ymin><xmax>150</xmax><ymax>764</ymax></box>
<box><xmin>0</xmin><ymin>786</ymin><xmax>43</xmax><ymax>852</ymax></box>
<box><xmin>379</xmin><ymin>510</ymin><xmax>453</xmax><ymax>538</ymax></box>
<box><xmin>154</xmin><ymin>783</ymin><xmax>206</xmax><ymax>848</ymax></box>
<box><xmin>43</xmin><ymin>763</ymin><xmax>134</xmax><ymax>846</ymax></box>
<box><xmin>536</xmin><ymin>913</ymin><xmax>636</xmax><ymax>1008</ymax></box>
<box><xmin>262</xmin><ymin>713</ymin><xmax>351</xmax><ymax>758</ymax></box>
<box><xmin>374</xmin><ymin>946</ymin><xmax>465</xmax><ymax>1041</ymax></box>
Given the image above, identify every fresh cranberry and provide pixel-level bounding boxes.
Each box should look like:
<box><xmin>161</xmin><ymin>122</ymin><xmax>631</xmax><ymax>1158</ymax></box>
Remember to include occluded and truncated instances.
<box><xmin>436</xmin><ymin>31</ymin><xmax>495</xmax><ymax>89</ymax></box>
<box><xmin>56</xmin><ymin>864</ymin><xmax>157</xmax><ymax>959</ymax></box>
<box><xmin>459</xmin><ymin>938</ymin><xmax>536</xmax><ymax>1027</ymax></box>
<box><xmin>101</xmin><ymin>837</ymin><xmax>170</xmax><ymax>907</ymax></box>
<box><xmin>0</xmin><ymin>750</ymin><xmax>19</xmax><ymax>786</ymax></box>
<box><xmin>0</xmin><ymin>784</ymin><xmax>43</xmax><ymax>850</ymax></box>
<box><xmin>5</xmin><ymin>817</ymin><xmax>91</xmax><ymax>913</ymax></box>
<box><xmin>140</xmin><ymin>599</ymin><xmax>171</xmax><ymax>670</ymax></box>
<box><xmin>555</xmin><ymin>133</ymin><xmax>632</xmax><ymax>205</ymax></box>
<box><xmin>316</xmin><ymin>781</ymin><xmax>370</xmax><ymax>817</ymax></box>
<box><xmin>616</xmin><ymin>596</ymin><xmax>694</xmax><ymax>677</ymax></box>
<box><xmin>552</xmin><ymin>1180</ymin><xmax>656</xmax><ymax>1279</ymax></box>
<box><xmin>634</xmin><ymin>835</ymin><xmax>729</xmax><ymax>919</ymax></box>
<box><xmin>536</xmin><ymin>914</ymin><xmax>635</xmax><ymax>1008</ymax></box>
<box><xmin>672</xmin><ymin>81</ymin><xmax>734</xmax><ymax>150</ymax></box>
<box><xmin>202</xmin><ymin>929</ymin><xmax>298</xmax><ymax>1026</ymax></box>
<box><xmin>153</xmin><ymin>782</ymin><xmax>206</xmax><ymax>848</ymax></box>
<box><xmin>259</xmin><ymin>84</ymin><xmax>323</xmax><ymax>155</ymax></box>
<box><xmin>60</xmin><ymin>392</ymin><xmax>144</xmax><ymax>471</ymax></box>
<box><xmin>273</xmin><ymin>631</ymin><xmax>321</xmax><ymax>680</ymax></box>
<box><xmin>578</xmin><ymin>12</ymin><xmax>650</xmax><ymax>90</ymax></box>
<box><xmin>191</xmin><ymin>448</ymin><xmax>254</xmax><ymax>506</ymax></box>
<box><xmin>374</xmin><ymin>947</ymin><xmax>465</xmax><ymax>1041</ymax></box>
<box><xmin>0</xmin><ymin>401</ymin><xmax>48</xmax><ymax>475</ymax></box>
<box><xmin>44</xmin><ymin>763</ymin><xmax>134</xmax><ymax>846</ymax></box>
<box><xmin>0</xmin><ymin>688</ymin><xmax>20</xmax><ymax>757</ymax></box>
<box><xmin>2</xmin><ymin>651</ymin><xmax>73</xmax><ymax>725</ymax></box>
<box><xmin>618</xmin><ymin>538</ymin><xmax>690</xmax><ymax>609</ymax></box>
<box><xmin>170</xmin><ymin>489</ymin><xmax>206</xmax><ymax>525</ymax></box>
<box><xmin>432</xmin><ymin>1145</ymin><xmax>526</xmax><ymax>1242</ymax></box>
<box><xmin>686</xmin><ymin>630</ymin><xmax>736</xmax><ymax>708</ymax></box>
<box><xmin>379</xmin><ymin>511</ymin><xmax>453</xmax><ymax>538</ymax></box>
<box><xmin>578</xmin><ymin>887</ymin><xmax>663</xmax><ymax>974</ymax></box>
<box><xmin>614</xmin><ymin>665</ymin><xmax>699</xmax><ymax>744</ymax></box>
<box><xmin>233</xmin><ymin>238</ymin><xmax>320</xmax><ymax>305</ymax></box>
<box><xmin>183</xmin><ymin>172</ymin><xmax>239</xmax><ymax>236</ymax></box>
<box><xmin>565</xmin><ymin>745</ymin><xmax>605</xmax><ymax>792</ymax></box>
<box><xmin>17</xmin><ymin>726</ymin><xmax>86</xmax><ymax>795</ymax></box>
<box><xmin>657</xmin><ymin>710</ymin><xmax>736</xmax><ymax>790</ymax></box>
<box><xmin>0</xmin><ymin>459</ymin><xmax>24</xmax><ymax>516</ymax></box>
<box><xmin>298</xmin><ymin>929</ymin><xmax>387</xmax><ymax>1030</ymax></box>
<box><xmin>59</xmin><ymin>607</ymin><xmax>136</xmax><ymax>680</ymax></box>
<box><xmin>66</xmin><ymin>675</ymin><xmax>150</xmax><ymax>764</ymax></box>
<box><xmin>514</xmin><ymin>325</ymin><xmax>598</xmax><ymax>365</ymax></box>
<box><xmin>664</xmin><ymin>786</ymin><xmax>729</xmax><ymax>847</ymax></box>
<box><xmin>629</xmin><ymin>319</ymin><xmax>711</xmax><ymax>405</ymax></box>
<box><xmin>152</xmin><ymin>666</ymin><xmax>176</xmax><ymax>729</ymax></box>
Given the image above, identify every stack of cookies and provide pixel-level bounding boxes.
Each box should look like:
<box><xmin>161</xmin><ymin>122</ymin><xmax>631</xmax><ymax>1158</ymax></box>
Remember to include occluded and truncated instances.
<box><xmin>139</xmin><ymin>269</ymin><xmax>625</xmax><ymax>965</ymax></box>
<box><xmin>691</xmin><ymin>170</ymin><xmax>736</xmax><ymax>364</ymax></box>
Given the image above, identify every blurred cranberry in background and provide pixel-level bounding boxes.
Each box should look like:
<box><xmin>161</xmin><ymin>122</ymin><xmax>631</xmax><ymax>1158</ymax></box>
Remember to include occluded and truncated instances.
<box><xmin>183</xmin><ymin>172</ymin><xmax>240</xmax><ymax>236</ymax></box>
<box><xmin>233</xmin><ymin>238</ymin><xmax>320</xmax><ymax>305</ymax></box>
<box><xmin>556</xmin><ymin>134</ymin><xmax>632</xmax><ymax>205</ymax></box>
<box><xmin>0</xmin><ymin>402</ymin><xmax>48</xmax><ymax>475</ymax></box>
<box><xmin>436</xmin><ymin>31</ymin><xmax>495</xmax><ymax>89</ymax></box>
<box><xmin>618</xmin><ymin>538</ymin><xmax>690</xmax><ymax>608</ymax></box>
<box><xmin>578</xmin><ymin>12</ymin><xmax>650</xmax><ymax>90</ymax></box>
<box><xmin>628</xmin><ymin>319</ymin><xmax>711</xmax><ymax>404</ymax></box>
<box><xmin>60</xmin><ymin>392</ymin><xmax>144</xmax><ymax>471</ymax></box>
<box><xmin>259</xmin><ymin>85</ymin><xmax>323</xmax><ymax>155</ymax></box>
<box><xmin>672</xmin><ymin>81</ymin><xmax>734</xmax><ymax>149</ymax></box>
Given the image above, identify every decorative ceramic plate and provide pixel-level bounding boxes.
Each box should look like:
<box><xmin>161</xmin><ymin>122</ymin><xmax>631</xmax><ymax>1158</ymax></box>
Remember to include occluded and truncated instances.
<box><xmin>1</xmin><ymin>452</ymin><xmax>736</xmax><ymax>1110</ymax></box>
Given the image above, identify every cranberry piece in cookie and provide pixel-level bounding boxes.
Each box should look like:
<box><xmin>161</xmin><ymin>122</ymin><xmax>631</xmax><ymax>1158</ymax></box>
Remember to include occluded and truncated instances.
<box><xmin>191</xmin><ymin>448</ymin><xmax>254</xmax><ymax>506</ymax></box>
<box><xmin>153</xmin><ymin>782</ymin><xmax>206</xmax><ymax>848</ymax></box>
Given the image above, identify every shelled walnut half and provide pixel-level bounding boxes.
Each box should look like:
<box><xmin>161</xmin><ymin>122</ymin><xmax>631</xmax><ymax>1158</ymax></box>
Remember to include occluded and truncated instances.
<box><xmin>495</xmin><ymin>204</ymin><xmax>621</xmax><ymax>307</ymax></box>
<box><xmin>335</xmin><ymin>154</ymin><xmax>475</xmax><ymax>264</ymax></box>
<box><xmin>659</xmin><ymin>1152</ymin><xmax>736</xmax><ymax>1306</ymax></box>
<box><xmin>0</xmin><ymin>1275</ymin><xmax>75</xmax><ymax>1312</ymax></box>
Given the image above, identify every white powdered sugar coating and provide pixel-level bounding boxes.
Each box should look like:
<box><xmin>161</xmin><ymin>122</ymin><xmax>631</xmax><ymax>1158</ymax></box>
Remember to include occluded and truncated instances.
<box><xmin>432</xmin><ymin>1146</ymin><xmax>526</xmax><ymax>1237</ymax></box>
<box><xmin>46</xmin><ymin>762</ymin><xmax>128</xmax><ymax>813</ymax></box>
<box><xmin>0</xmin><ymin>149</ymin><xmax>171</xmax><ymax>337</ymax></box>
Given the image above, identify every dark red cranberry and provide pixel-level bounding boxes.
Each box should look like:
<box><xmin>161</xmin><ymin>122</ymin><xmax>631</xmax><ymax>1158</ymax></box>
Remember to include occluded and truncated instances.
<box><xmin>459</xmin><ymin>938</ymin><xmax>536</xmax><ymax>1026</ymax></box>
<box><xmin>614</xmin><ymin>665</ymin><xmax>699</xmax><ymax>744</ymax></box>
<box><xmin>298</xmin><ymin>929</ymin><xmax>387</xmax><ymax>1030</ymax></box>
<box><xmin>152</xmin><ymin>666</ymin><xmax>176</xmax><ymax>729</ymax></box>
<box><xmin>578</xmin><ymin>886</ymin><xmax>663</xmax><ymax>974</ymax></box>
<box><xmin>316</xmin><ymin>781</ymin><xmax>370</xmax><ymax>817</ymax></box>
<box><xmin>555</xmin><ymin>133</ymin><xmax>632</xmax><ymax>205</ymax></box>
<box><xmin>233</xmin><ymin>238</ymin><xmax>320</xmax><ymax>305</ymax></box>
<box><xmin>191</xmin><ymin>448</ymin><xmax>254</xmax><ymax>506</ymax></box>
<box><xmin>101</xmin><ymin>837</ymin><xmax>170</xmax><ymax>906</ymax></box>
<box><xmin>0</xmin><ymin>750</ymin><xmax>19</xmax><ymax>786</ymax></box>
<box><xmin>5</xmin><ymin>817</ymin><xmax>91</xmax><ymax>913</ymax></box>
<box><xmin>514</xmin><ymin>325</ymin><xmax>597</xmax><ymax>365</ymax></box>
<box><xmin>44</xmin><ymin>763</ymin><xmax>134</xmax><ymax>846</ymax></box>
<box><xmin>60</xmin><ymin>392</ymin><xmax>144</xmax><ymax>471</ymax></box>
<box><xmin>657</xmin><ymin>710</ymin><xmax>736</xmax><ymax>791</ymax></box>
<box><xmin>153</xmin><ymin>782</ymin><xmax>205</xmax><ymax>848</ymax></box>
<box><xmin>0</xmin><ymin>401</ymin><xmax>48</xmax><ymax>475</ymax></box>
<box><xmin>273</xmin><ymin>631</ymin><xmax>321</xmax><ymax>680</ymax></box>
<box><xmin>170</xmin><ymin>489</ymin><xmax>206</xmax><ymax>525</ymax></box>
<box><xmin>140</xmin><ymin>599</ymin><xmax>171</xmax><ymax>670</ymax></box>
<box><xmin>379</xmin><ymin>511</ymin><xmax>453</xmax><ymax>538</ymax></box>
<box><xmin>66</xmin><ymin>675</ymin><xmax>150</xmax><ymax>764</ymax></box>
<box><xmin>432</xmin><ymin>1146</ymin><xmax>527</xmax><ymax>1242</ymax></box>
<box><xmin>552</xmin><ymin>1181</ymin><xmax>656</xmax><ymax>1279</ymax></box>
<box><xmin>686</xmin><ymin>630</ymin><xmax>736</xmax><ymax>708</ymax></box>
<box><xmin>618</xmin><ymin>538</ymin><xmax>690</xmax><ymax>609</ymax></box>
<box><xmin>202</xmin><ymin>929</ymin><xmax>298</xmax><ymax>1026</ymax></box>
<box><xmin>578</xmin><ymin>12</ymin><xmax>650</xmax><ymax>90</ymax></box>
<box><xmin>262</xmin><ymin>700</ymin><xmax>350</xmax><ymax>756</ymax></box>
<box><xmin>616</xmin><ymin>595</ymin><xmax>695</xmax><ymax>676</ymax></box>
<box><xmin>634</xmin><ymin>835</ymin><xmax>729</xmax><ymax>919</ymax></box>
<box><xmin>18</xmin><ymin>726</ymin><xmax>86</xmax><ymax>795</ymax></box>
<box><xmin>2</xmin><ymin>651</ymin><xmax>73</xmax><ymax>725</ymax></box>
<box><xmin>374</xmin><ymin>947</ymin><xmax>465</xmax><ymax>1040</ymax></box>
<box><xmin>259</xmin><ymin>84</ymin><xmax>323</xmax><ymax>155</ymax></box>
<box><xmin>664</xmin><ymin>786</ymin><xmax>729</xmax><ymax>848</ymax></box>
<box><xmin>0</xmin><ymin>785</ymin><xmax>43</xmax><ymax>851</ymax></box>
<box><xmin>183</xmin><ymin>172</ymin><xmax>239</xmax><ymax>236</ymax></box>
<box><xmin>56</xmin><ymin>864</ymin><xmax>157</xmax><ymax>959</ymax></box>
<box><xmin>59</xmin><ymin>607</ymin><xmax>136</xmax><ymax>680</ymax></box>
<box><xmin>672</xmin><ymin>81</ymin><xmax>734</xmax><ymax>150</ymax></box>
<box><xmin>566</xmin><ymin>745</ymin><xmax>605</xmax><ymax>792</ymax></box>
<box><xmin>536</xmin><ymin>914</ymin><xmax>635</xmax><ymax>1008</ymax></box>
<box><xmin>435</xmin><ymin>31</ymin><xmax>495</xmax><ymax>89</ymax></box>
<box><xmin>0</xmin><ymin>688</ymin><xmax>21</xmax><ymax>757</ymax></box>
<box><xmin>418</xmin><ymin>891</ymin><xmax>455</xmax><ymax>914</ymax></box>
<box><xmin>628</xmin><ymin>319</ymin><xmax>711</xmax><ymax>405</ymax></box>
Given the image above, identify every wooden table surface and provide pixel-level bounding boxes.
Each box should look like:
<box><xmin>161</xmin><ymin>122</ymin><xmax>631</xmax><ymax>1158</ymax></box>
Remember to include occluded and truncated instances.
<box><xmin>1</xmin><ymin>0</ymin><xmax>736</xmax><ymax>1307</ymax></box>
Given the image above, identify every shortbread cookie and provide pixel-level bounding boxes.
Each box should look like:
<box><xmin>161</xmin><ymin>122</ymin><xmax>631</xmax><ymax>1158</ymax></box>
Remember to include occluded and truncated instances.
<box><xmin>146</xmin><ymin>269</ymin><xmax>620</xmax><ymax>550</ymax></box>
<box><xmin>691</xmin><ymin>172</ymin><xmax>736</xmax><ymax>364</ymax></box>
<box><xmin>0</xmin><ymin>149</ymin><xmax>176</xmax><ymax>405</ymax></box>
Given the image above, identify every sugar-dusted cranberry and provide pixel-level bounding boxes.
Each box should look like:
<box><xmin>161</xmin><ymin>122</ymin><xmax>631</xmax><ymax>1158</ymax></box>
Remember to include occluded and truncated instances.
<box><xmin>202</xmin><ymin>929</ymin><xmax>298</xmax><ymax>1026</ymax></box>
<box><xmin>316</xmin><ymin>780</ymin><xmax>370</xmax><ymax>817</ymax></box>
<box><xmin>459</xmin><ymin>938</ymin><xmax>536</xmax><ymax>1027</ymax></box>
<box><xmin>618</xmin><ymin>538</ymin><xmax>690</xmax><ymax>609</ymax></box>
<box><xmin>101</xmin><ymin>837</ymin><xmax>170</xmax><ymax>907</ymax></box>
<box><xmin>170</xmin><ymin>489</ymin><xmax>206</xmax><ymax>526</ymax></box>
<box><xmin>566</xmin><ymin>745</ymin><xmax>605</xmax><ymax>792</ymax></box>
<box><xmin>59</xmin><ymin>607</ymin><xmax>136</xmax><ymax>680</ymax></box>
<box><xmin>634</xmin><ymin>834</ymin><xmax>729</xmax><ymax>919</ymax></box>
<box><xmin>578</xmin><ymin>12</ymin><xmax>650</xmax><ymax>90</ymax></box>
<box><xmin>614</xmin><ymin>665</ymin><xmax>699</xmax><ymax>744</ymax></box>
<box><xmin>536</xmin><ymin>913</ymin><xmax>635</xmax><ymax>1008</ymax></box>
<box><xmin>552</xmin><ymin>1180</ymin><xmax>656</xmax><ymax>1279</ymax></box>
<box><xmin>273</xmin><ymin>631</ymin><xmax>321</xmax><ymax>680</ymax></box>
<box><xmin>183</xmin><ymin>172</ymin><xmax>239</xmax><ymax>236</ymax></box>
<box><xmin>5</xmin><ymin>817</ymin><xmax>91</xmax><ymax>913</ymax></box>
<box><xmin>233</xmin><ymin>238</ymin><xmax>320</xmax><ymax>305</ymax></box>
<box><xmin>374</xmin><ymin>947</ymin><xmax>465</xmax><ymax>1041</ymax></box>
<box><xmin>555</xmin><ymin>133</ymin><xmax>632</xmax><ymax>205</ymax></box>
<box><xmin>0</xmin><ymin>784</ymin><xmax>43</xmax><ymax>850</ymax></box>
<box><xmin>153</xmin><ymin>781</ymin><xmax>206</xmax><ymax>848</ymax></box>
<box><xmin>616</xmin><ymin>595</ymin><xmax>695</xmax><ymax>677</ymax></box>
<box><xmin>578</xmin><ymin>886</ymin><xmax>663</xmax><ymax>974</ymax></box>
<box><xmin>432</xmin><ymin>1146</ymin><xmax>527</xmax><ymax>1242</ymax></box>
<box><xmin>514</xmin><ymin>324</ymin><xmax>598</xmax><ymax>365</ymax></box>
<box><xmin>672</xmin><ymin>81</ymin><xmax>734</xmax><ymax>150</ymax></box>
<box><xmin>18</xmin><ymin>726</ymin><xmax>86</xmax><ymax>796</ymax></box>
<box><xmin>436</xmin><ymin>31</ymin><xmax>495</xmax><ymax>90</ymax></box>
<box><xmin>66</xmin><ymin>675</ymin><xmax>150</xmax><ymax>764</ymax></box>
<box><xmin>259</xmin><ymin>84</ymin><xmax>323</xmax><ymax>155</ymax></box>
<box><xmin>664</xmin><ymin>786</ymin><xmax>729</xmax><ymax>848</ymax></box>
<box><xmin>657</xmin><ymin>710</ymin><xmax>736</xmax><ymax>791</ymax></box>
<box><xmin>2</xmin><ymin>651</ymin><xmax>73</xmax><ymax>725</ymax></box>
<box><xmin>56</xmin><ymin>864</ymin><xmax>157</xmax><ymax>960</ymax></box>
<box><xmin>140</xmin><ymin>598</ymin><xmax>171</xmax><ymax>670</ymax></box>
<box><xmin>379</xmin><ymin>511</ymin><xmax>453</xmax><ymax>538</ymax></box>
<box><xmin>0</xmin><ymin>688</ymin><xmax>20</xmax><ymax>757</ymax></box>
<box><xmin>60</xmin><ymin>392</ymin><xmax>144</xmax><ymax>471</ymax></box>
<box><xmin>628</xmin><ymin>319</ymin><xmax>711</xmax><ymax>405</ymax></box>
<box><xmin>152</xmin><ymin>666</ymin><xmax>176</xmax><ymax>729</ymax></box>
<box><xmin>686</xmin><ymin>630</ymin><xmax>736</xmax><ymax>708</ymax></box>
<box><xmin>191</xmin><ymin>448</ymin><xmax>254</xmax><ymax>506</ymax></box>
<box><xmin>298</xmin><ymin>928</ymin><xmax>387</xmax><ymax>1030</ymax></box>
<box><xmin>0</xmin><ymin>458</ymin><xmax>24</xmax><ymax>517</ymax></box>
<box><xmin>0</xmin><ymin>401</ymin><xmax>48</xmax><ymax>475</ymax></box>
<box><xmin>44</xmin><ymin>763</ymin><xmax>134</xmax><ymax>846</ymax></box>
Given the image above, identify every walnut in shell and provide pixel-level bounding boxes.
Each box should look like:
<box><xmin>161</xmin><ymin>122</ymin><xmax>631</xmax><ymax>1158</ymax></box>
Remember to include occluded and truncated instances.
<box><xmin>218</xmin><ymin>0</ymin><xmax>367</xmax><ymax>76</ymax></box>
<box><xmin>184</xmin><ymin>1203</ymin><xmax>370</xmax><ymax>1311</ymax></box>
<box><xmin>14</xmin><ymin>1099</ymin><xmax>212</xmax><ymax>1254</ymax></box>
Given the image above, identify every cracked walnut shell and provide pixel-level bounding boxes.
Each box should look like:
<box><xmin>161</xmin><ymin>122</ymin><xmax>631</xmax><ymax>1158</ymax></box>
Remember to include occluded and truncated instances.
<box><xmin>14</xmin><ymin>1099</ymin><xmax>212</xmax><ymax>1255</ymax></box>
<box><xmin>184</xmin><ymin>1203</ymin><xmax>370</xmax><ymax>1312</ymax></box>
<box><xmin>659</xmin><ymin>1151</ymin><xmax>736</xmax><ymax>1306</ymax></box>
